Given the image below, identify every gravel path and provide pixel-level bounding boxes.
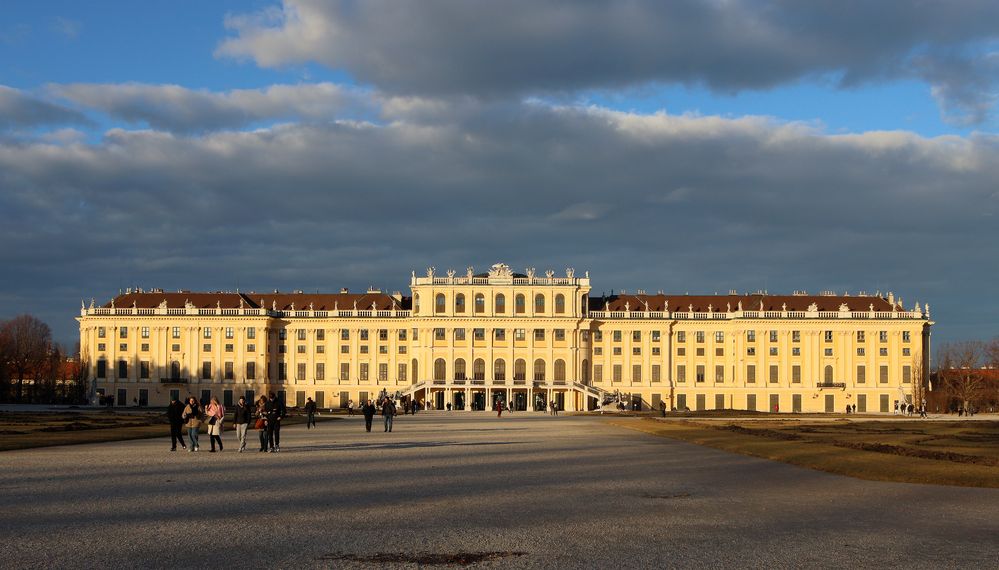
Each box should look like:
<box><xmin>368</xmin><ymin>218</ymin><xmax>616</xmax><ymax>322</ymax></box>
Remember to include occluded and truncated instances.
<box><xmin>1</xmin><ymin>412</ymin><xmax>996</xmax><ymax>569</ymax></box>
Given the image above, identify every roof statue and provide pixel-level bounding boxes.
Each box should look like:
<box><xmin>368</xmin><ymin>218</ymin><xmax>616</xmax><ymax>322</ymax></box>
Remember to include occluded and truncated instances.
<box><xmin>644</xmin><ymin>300</ymin><xmax>649</xmax><ymax>311</ymax></box>
<box><xmin>216</xmin><ymin>300</ymin><xmax>221</xmax><ymax>310</ymax></box>
<box><xmin>90</xmin><ymin>298</ymin><xmax>95</xmax><ymax>309</ymax></box>
<box><xmin>309</xmin><ymin>302</ymin><xmax>314</xmax><ymax>311</ymax></box>
<box><xmin>565</xmin><ymin>267</ymin><xmax>574</xmax><ymax>278</ymax></box>
<box><xmin>584</xmin><ymin>271</ymin><xmax>589</xmax><ymax>278</ymax></box>
<box><xmin>708</xmin><ymin>304</ymin><xmax>713</xmax><ymax>313</ymax></box>
<box><xmin>624</xmin><ymin>302</ymin><xmax>630</xmax><ymax>311</ymax></box>
<box><xmin>526</xmin><ymin>267</ymin><xmax>535</xmax><ymax>280</ymax></box>
<box><xmin>737</xmin><ymin>300</ymin><xmax>742</xmax><ymax>311</ymax></box>
<box><xmin>290</xmin><ymin>302</ymin><xmax>295</xmax><ymax>311</ymax></box>
<box><xmin>271</xmin><ymin>300</ymin><xmax>276</xmax><ymax>311</ymax></box>
<box><xmin>411</xmin><ymin>270</ymin><xmax>416</xmax><ymax>280</ymax></box>
<box><xmin>488</xmin><ymin>263</ymin><xmax>512</xmax><ymax>278</ymax></box>
<box><xmin>807</xmin><ymin>302</ymin><xmax>818</xmax><ymax>312</ymax></box>
<box><xmin>870</xmin><ymin>303</ymin><xmax>875</xmax><ymax>311</ymax></box>
<box><xmin>426</xmin><ymin>266</ymin><xmax>435</xmax><ymax>278</ymax></box>
<box><xmin>371</xmin><ymin>301</ymin><xmax>377</xmax><ymax>310</ymax></box>
<box><xmin>81</xmin><ymin>299</ymin><xmax>85</xmax><ymax>310</ymax></box>
<box><xmin>353</xmin><ymin>300</ymin><xmax>358</xmax><ymax>310</ymax></box>
<box><xmin>727</xmin><ymin>302</ymin><xmax>731</xmax><ymax>312</ymax></box>
<box><xmin>446</xmin><ymin>268</ymin><xmax>456</xmax><ymax>279</ymax></box>
<box><xmin>759</xmin><ymin>300</ymin><xmax>764</xmax><ymax>311</ymax></box>
<box><xmin>689</xmin><ymin>304</ymin><xmax>694</xmax><ymax>312</ymax></box>
<box><xmin>466</xmin><ymin>266</ymin><xmax>474</xmax><ymax>279</ymax></box>
<box><xmin>238</xmin><ymin>298</ymin><xmax>244</xmax><ymax>309</ymax></box>
<box><xmin>334</xmin><ymin>300</ymin><xmax>338</xmax><ymax>310</ymax></box>
<box><xmin>132</xmin><ymin>300</ymin><xmax>137</xmax><ymax>309</ymax></box>
<box><xmin>545</xmin><ymin>269</ymin><xmax>555</xmax><ymax>278</ymax></box>
<box><xmin>186</xmin><ymin>299</ymin><xmax>195</xmax><ymax>310</ymax></box>
<box><xmin>839</xmin><ymin>303</ymin><xmax>849</xmax><ymax>311</ymax></box>
<box><xmin>781</xmin><ymin>302</ymin><xmax>787</xmax><ymax>311</ymax></box>
<box><xmin>110</xmin><ymin>298</ymin><xmax>115</xmax><ymax>309</ymax></box>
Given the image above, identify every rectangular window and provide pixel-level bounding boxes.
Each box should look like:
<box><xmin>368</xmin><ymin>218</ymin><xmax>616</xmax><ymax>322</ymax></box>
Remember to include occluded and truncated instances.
<box><xmin>412</xmin><ymin>328</ymin><xmax>419</xmax><ymax>341</ymax></box>
<box><xmin>676</xmin><ymin>365</ymin><xmax>686</xmax><ymax>383</ymax></box>
<box><xmin>378</xmin><ymin>345</ymin><xmax>387</xmax><ymax>354</ymax></box>
<box><xmin>202</xmin><ymin>362</ymin><xmax>212</xmax><ymax>380</ymax></box>
<box><xmin>594</xmin><ymin>347</ymin><xmax>603</xmax><ymax>355</ymax></box>
<box><xmin>278</xmin><ymin>362</ymin><xmax>287</xmax><ymax>381</ymax></box>
<box><xmin>879</xmin><ymin>365</ymin><xmax>889</xmax><ymax>384</ymax></box>
<box><xmin>171</xmin><ymin>344</ymin><xmax>179</xmax><ymax>352</ymax></box>
<box><xmin>857</xmin><ymin>347</ymin><xmax>865</xmax><ymax>356</ymax></box>
<box><xmin>224</xmin><ymin>327</ymin><xmax>234</xmax><ymax>339</ymax></box>
<box><xmin>792</xmin><ymin>331</ymin><xmax>800</xmax><ymax>343</ymax></box>
<box><xmin>633</xmin><ymin>330</ymin><xmax>641</xmax><ymax>342</ymax></box>
<box><xmin>494</xmin><ymin>329</ymin><xmax>506</xmax><ymax>341</ymax></box>
<box><xmin>856</xmin><ymin>365</ymin><xmax>865</xmax><ymax>384</ymax></box>
<box><xmin>141</xmin><ymin>326</ymin><xmax>150</xmax><ymax>339</ymax></box>
<box><xmin>792</xmin><ymin>365</ymin><xmax>801</xmax><ymax>384</ymax></box>
<box><xmin>359</xmin><ymin>363</ymin><xmax>368</xmax><ymax>381</ymax></box>
<box><xmin>879</xmin><ymin>348</ymin><xmax>888</xmax><ymax>356</ymax></box>
<box><xmin>769</xmin><ymin>347</ymin><xmax>778</xmax><ymax>356</ymax></box>
<box><xmin>398</xmin><ymin>346</ymin><xmax>407</xmax><ymax>354</ymax></box>
<box><xmin>278</xmin><ymin>345</ymin><xmax>286</xmax><ymax>354</ymax></box>
<box><xmin>613</xmin><ymin>330</ymin><xmax>622</xmax><ymax>342</ymax></box>
<box><xmin>652</xmin><ymin>347</ymin><xmax>660</xmax><ymax>355</ymax></box>
<box><xmin>297</xmin><ymin>363</ymin><xmax>306</xmax><ymax>381</ymax></box>
<box><xmin>792</xmin><ymin>347</ymin><xmax>800</xmax><ymax>356</ymax></box>
<box><xmin>634</xmin><ymin>347</ymin><xmax>642</xmax><ymax>355</ymax></box>
<box><xmin>296</xmin><ymin>329</ymin><xmax>306</xmax><ymax>341</ymax></box>
<box><xmin>695</xmin><ymin>347</ymin><xmax>704</xmax><ymax>357</ymax></box>
<box><xmin>880</xmin><ymin>394</ymin><xmax>890</xmax><ymax>413</ymax></box>
<box><xmin>769</xmin><ymin>365</ymin><xmax>778</xmax><ymax>383</ymax></box>
<box><xmin>378</xmin><ymin>363</ymin><xmax>388</xmax><ymax>382</ymax></box>
<box><xmin>594</xmin><ymin>331</ymin><xmax>603</xmax><ymax>342</ymax></box>
<box><xmin>360</xmin><ymin>346</ymin><xmax>369</xmax><ymax>354</ymax></box>
<box><xmin>613</xmin><ymin>365</ymin><xmax>622</xmax><ymax>383</ymax></box>
<box><xmin>246</xmin><ymin>361</ymin><xmax>256</xmax><ymax>380</ymax></box>
<box><xmin>676</xmin><ymin>331</ymin><xmax>685</xmax><ymax>343</ymax></box>
<box><xmin>613</xmin><ymin>347</ymin><xmax>622</xmax><ymax>355</ymax></box>
<box><xmin>221</xmin><ymin>361</ymin><xmax>232</xmax><ymax>380</ymax></box>
<box><xmin>316</xmin><ymin>345</ymin><xmax>325</xmax><ymax>354</ymax></box>
<box><xmin>97</xmin><ymin>359</ymin><xmax>106</xmax><ymax>378</ymax></box>
<box><xmin>696</xmin><ymin>365</ymin><xmax>705</xmax><ymax>383</ymax></box>
<box><xmin>98</xmin><ymin>327</ymin><xmax>106</xmax><ymax>338</ymax></box>
<box><xmin>117</xmin><ymin>360</ymin><xmax>127</xmax><ymax>378</ymax></box>
<box><xmin>340</xmin><ymin>345</ymin><xmax>349</xmax><ymax>354</ymax></box>
<box><xmin>695</xmin><ymin>331</ymin><xmax>704</xmax><ymax>343</ymax></box>
<box><xmin>879</xmin><ymin>331</ymin><xmax>888</xmax><ymax>342</ymax></box>
<box><xmin>555</xmin><ymin>329</ymin><xmax>566</xmax><ymax>341</ymax></box>
<box><xmin>676</xmin><ymin>394</ymin><xmax>687</xmax><ymax>410</ymax></box>
<box><xmin>632</xmin><ymin>364</ymin><xmax>642</xmax><ymax>382</ymax></box>
<box><xmin>398</xmin><ymin>363</ymin><xmax>407</xmax><ymax>382</ymax></box>
<box><xmin>902</xmin><ymin>331</ymin><xmax>911</xmax><ymax>343</ymax></box>
<box><xmin>316</xmin><ymin>329</ymin><xmax>325</xmax><ymax>341</ymax></box>
<box><xmin>341</xmin><ymin>329</ymin><xmax>350</xmax><ymax>341</ymax></box>
<box><xmin>769</xmin><ymin>330</ymin><xmax>778</xmax><ymax>343</ymax></box>
<box><xmin>715</xmin><ymin>394</ymin><xmax>725</xmax><ymax>410</ymax></box>
<box><xmin>824</xmin><ymin>348</ymin><xmax>833</xmax><ymax>356</ymax></box>
<box><xmin>714</xmin><ymin>331</ymin><xmax>724</xmax><ymax>343</ymax></box>
<box><xmin>747</xmin><ymin>347</ymin><xmax>756</xmax><ymax>356</ymax></box>
<box><xmin>715</xmin><ymin>348</ymin><xmax>723</xmax><ymax>357</ymax></box>
<box><xmin>747</xmin><ymin>394</ymin><xmax>757</xmax><ymax>411</ymax></box>
<box><xmin>652</xmin><ymin>364</ymin><xmax>661</xmax><ymax>383</ymax></box>
<box><xmin>473</xmin><ymin>328</ymin><xmax>485</xmax><ymax>341</ymax></box>
<box><xmin>340</xmin><ymin>363</ymin><xmax>350</xmax><ymax>381</ymax></box>
<box><xmin>203</xmin><ymin>343</ymin><xmax>212</xmax><ymax>352</ymax></box>
<box><xmin>747</xmin><ymin>365</ymin><xmax>756</xmax><ymax>383</ymax></box>
<box><xmin>379</xmin><ymin>330</ymin><xmax>388</xmax><ymax>341</ymax></box>
<box><xmin>398</xmin><ymin>329</ymin><xmax>407</xmax><ymax>341</ymax></box>
<box><xmin>902</xmin><ymin>365</ymin><xmax>911</xmax><ymax>384</ymax></box>
<box><xmin>747</xmin><ymin>330</ymin><xmax>756</xmax><ymax>342</ymax></box>
<box><xmin>203</xmin><ymin>328</ymin><xmax>211</xmax><ymax>339</ymax></box>
<box><xmin>119</xmin><ymin>343</ymin><xmax>127</xmax><ymax>352</ymax></box>
<box><xmin>356</xmin><ymin>330</ymin><xmax>367</xmax><ymax>341</ymax></box>
<box><xmin>247</xmin><ymin>328</ymin><xmax>255</xmax><ymax>339</ymax></box>
<box><xmin>140</xmin><ymin>343</ymin><xmax>149</xmax><ymax>352</ymax></box>
<box><xmin>120</xmin><ymin>327</ymin><xmax>128</xmax><ymax>339</ymax></box>
<box><xmin>140</xmin><ymin>361</ymin><xmax>149</xmax><ymax>379</ymax></box>
<box><xmin>172</xmin><ymin>327</ymin><xmax>180</xmax><ymax>339</ymax></box>
<box><xmin>593</xmin><ymin>365</ymin><xmax>603</xmax><ymax>383</ymax></box>
<box><xmin>581</xmin><ymin>330</ymin><xmax>590</xmax><ymax>342</ymax></box>
<box><xmin>534</xmin><ymin>329</ymin><xmax>545</xmax><ymax>341</ymax></box>
<box><xmin>434</xmin><ymin>328</ymin><xmax>445</xmax><ymax>340</ymax></box>
<box><xmin>824</xmin><ymin>330</ymin><xmax>833</xmax><ymax>342</ymax></box>
<box><xmin>98</xmin><ymin>343</ymin><xmax>106</xmax><ymax>351</ymax></box>
<box><xmin>515</xmin><ymin>329</ymin><xmax>526</xmax><ymax>341</ymax></box>
<box><xmin>857</xmin><ymin>331</ymin><xmax>865</xmax><ymax>342</ymax></box>
<box><xmin>902</xmin><ymin>347</ymin><xmax>910</xmax><ymax>356</ymax></box>
<box><xmin>454</xmin><ymin>329</ymin><xmax>466</xmax><ymax>341</ymax></box>
<box><xmin>652</xmin><ymin>331</ymin><xmax>661</xmax><ymax>342</ymax></box>
<box><xmin>677</xmin><ymin>347</ymin><xmax>685</xmax><ymax>356</ymax></box>
<box><xmin>715</xmin><ymin>365</ymin><xmax>724</xmax><ymax>382</ymax></box>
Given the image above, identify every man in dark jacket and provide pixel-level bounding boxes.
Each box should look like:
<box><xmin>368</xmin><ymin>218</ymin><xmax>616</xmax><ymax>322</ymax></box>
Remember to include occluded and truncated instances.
<box><xmin>268</xmin><ymin>392</ymin><xmax>286</xmax><ymax>451</ymax></box>
<box><xmin>304</xmin><ymin>397</ymin><xmax>317</xmax><ymax>429</ymax></box>
<box><xmin>361</xmin><ymin>399</ymin><xmax>376</xmax><ymax>432</ymax></box>
<box><xmin>232</xmin><ymin>396</ymin><xmax>252</xmax><ymax>452</ymax></box>
<box><xmin>167</xmin><ymin>396</ymin><xmax>187</xmax><ymax>451</ymax></box>
<box><xmin>264</xmin><ymin>394</ymin><xmax>279</xmax><ymax>452</ymax></box>
<box><xmin>381</xmin><ymin>397</ymin><xmax>396</xmax><ymax>432</ymax></box>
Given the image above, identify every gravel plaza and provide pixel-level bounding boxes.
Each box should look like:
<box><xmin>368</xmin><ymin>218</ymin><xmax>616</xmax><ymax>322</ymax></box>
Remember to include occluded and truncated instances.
<box><xmin>1</xmin><ymin>413</ymin><xmax>997</xmax><ymax>569</ymax></box>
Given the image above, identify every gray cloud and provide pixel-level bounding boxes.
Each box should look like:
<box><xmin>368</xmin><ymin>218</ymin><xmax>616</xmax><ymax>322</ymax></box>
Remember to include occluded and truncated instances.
<box><xmin>215</xmin><ymin>0</ymin><xmax>999</xmax><ymax>123</ymax></box>
<box><xmin>51</xmin><ymin>82</ymin><xmax>378</xmax><ymax>132</ymax></box>
<box><xmin>0</xmin><ymin>100</ymin><xmax>996</xmax><ymax>344</ymax></box>
<box><xmin>0</xmin><ymin>85</ymin><xmax>88</xmax><ymax>129</ymax></box>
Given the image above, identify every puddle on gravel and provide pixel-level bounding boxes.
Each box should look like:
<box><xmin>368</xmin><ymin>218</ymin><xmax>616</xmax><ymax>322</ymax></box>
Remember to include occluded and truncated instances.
<box><xmin>318</xmin><ymin>551</ymin><xmax>527</xmax><ymax>565</ymax></box>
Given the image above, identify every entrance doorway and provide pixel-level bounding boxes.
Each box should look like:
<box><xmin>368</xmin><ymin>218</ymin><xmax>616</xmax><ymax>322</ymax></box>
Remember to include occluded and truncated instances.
<box><xmin>513</xmin><ymin>391</ymin><xmax>527</xmax><ymax>411</ymax></box>
<box><xmin>454</xmin><ymin>391</ymin><xmax>466</xmax><ymax>410</ymax></box>
<box><xmin>492</xmin><ymin>390</ymin><xmax>506</xmax><ymax>410</ymax></box>
<box><xmin>472</xmin><ymin>391</ymin><xmax>486</xmax><ymax>411</ymax></box>
<box><xmin>554</xmin><ymin>392</ymin><xmax>565</xmax><ymax>411</ymax></box>
<box><xmin>534</xmin><ymin>392</ymin><xmax>547</xmax><ymax>411</ymax></box>
<box><xmin>434</xmin><ymin>391</ymin><xmax>444</xmax><ymax>410</ymax></box>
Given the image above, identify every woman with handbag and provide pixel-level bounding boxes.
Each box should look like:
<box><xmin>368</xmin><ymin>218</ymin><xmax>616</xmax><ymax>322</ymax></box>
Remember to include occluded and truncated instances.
<box><xmin>182</xmin><ymin>396</ymin><xmax>204</xmax><ymax>452</ymax></box>
<box><xmin>205</xmin><ymin>396</ymin><xmax>225</xmax><ymax>452</ymax></box>
<box><xmin>255</xmin><ymin>395</ymin><xmax>269</xmax><ymax>452</ymax></box>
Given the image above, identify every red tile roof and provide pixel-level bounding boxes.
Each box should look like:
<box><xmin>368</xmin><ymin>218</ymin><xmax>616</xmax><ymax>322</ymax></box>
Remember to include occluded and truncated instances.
<box><xmin>104</xmin><ymin>292</ymin><xmax>411</xmax><ymax>311</ymax></box>
<box><xmin>589</xmin><ymin>293</ymin><xmax>897</xmax><ymax>313</ymax></box>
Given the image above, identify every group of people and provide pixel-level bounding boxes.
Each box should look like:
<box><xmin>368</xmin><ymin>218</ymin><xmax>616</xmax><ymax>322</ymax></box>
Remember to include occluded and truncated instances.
<box><xmin>360</xmin><ymin>397</ymin><xmax>398</xmax><ymax>432</ymax></box>
<box><xmin>167</xmin><ymin>392</ymin><xmax>287</xmax><ymax>453</ymax></box>
<box><xmin>893</xmin><ymin>401</ymin><xmax>928</xmax><ymax>418</ymax></box>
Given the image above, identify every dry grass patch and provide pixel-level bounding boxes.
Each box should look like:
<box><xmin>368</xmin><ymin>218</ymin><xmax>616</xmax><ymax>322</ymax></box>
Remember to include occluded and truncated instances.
<box><xmin>611</xmin><ymin>418</ymin><xmax>999</xmax><ymax>488</ymax></box>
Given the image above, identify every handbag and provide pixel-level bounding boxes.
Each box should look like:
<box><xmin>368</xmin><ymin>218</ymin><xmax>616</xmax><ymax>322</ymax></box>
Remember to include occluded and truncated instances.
<box><xmin>254</xmin><ymin>418</ymin><xmax>265</xmax><ymax>430</ymax></box>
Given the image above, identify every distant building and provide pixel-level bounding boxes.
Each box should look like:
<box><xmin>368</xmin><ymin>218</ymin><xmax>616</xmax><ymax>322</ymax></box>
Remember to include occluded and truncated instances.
<box><xmin>77</xmin><ymin>263</ymin><xmax>932</xmax><ymax>412</ymax></box>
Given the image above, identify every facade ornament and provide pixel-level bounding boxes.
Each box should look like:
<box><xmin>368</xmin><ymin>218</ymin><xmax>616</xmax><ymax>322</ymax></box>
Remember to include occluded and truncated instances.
<box><xmin>688</xmin><ymin>304</ymin><xmax>694</xmax><ymax>312</ymax></box>
<box><xmin>526</xmin><ymin>267</ymin><xmax>536</xmax><ymax>280</ymax></box>
<box><xmin>372</xmin><ymin>302</ymin><xmax>377</xmax><ymax>310</ymax></box>
<box><xmin>426</xmin><ymin>266</ymin><xmax>435</xmax><ymax>278</ymax></box>
<box><xmin>90</xmin><ymin>298</ymin><xmax>95</xmax><ymax>309</ymax></box>
<box><xmin>353</xmin><ymin>300</ymin><xmax>358</xmax><ymax>310</ymax></box>
<box><xmin>334</xmin><ymin>300</ymin><xmax>338</xmax><ymax>310</ymax></box>
<box><xmin>737</xmin><ymin>300</ymin><xmax>742</xmax><ymax>311</ymax></box>
<box><xmin>309</xmin><ymin>302</ymin><xmax>314</xmax><ymax>311</ymax></box>
<box><xmin>624</xmin><ymin>302</ymin><xmax>630</xmax><ymax>312</ymax></box>
<box><xmin>566</xmin><ymin>267</ymin><xmax>574</xmax><ymax>278</ymax></box>
<box><xmin>759</xmin><ymin>300</ymin><xmax>764</xmax><ymax>311</ymax></box>
<box><xmin>290</xmin><ymin>302</ymin><xmax>295</xmax><ymax>311</ymax></box>
<box><xmin>806</xmin><ymin>302</ymin><xmax>818</xmax><ymax>312</ymax></box>
<box><xmin>644</xmin><ymin>300</ymin><xmax>649</xmax><ymax>311</ymax></box>
<box><xmin>239</xmin><ymin>298</ymin><xmax>244</xmax><ymax>309</ymax></box>
<box><xmin>839</xmin><ymin>303</ymin><xmax>849</xmax><ymax>312</ymax></box>
<box><xmin>585</xmin><ymin>271</ymin><xmax>589</xmax><ymax>278</ymax></box>
<box><xmin>411</xmin><ymin>270</ymin><xmax>416</xmax><ymax>280</ymax></box>
<box><xmin>781</xmin><ymin>303</ymin><xmax>787</xmax><ymax>312</ymax></box>
<box><xmin>271</xmin><ymin>300</ymin><xmax>277</xmax><ymax>311</ymax></box>
<box><xmin>110</xmin><ymin>298</ymin><xmax>115</xmax><ymax>309</ymax></box>
<box><xmin>216</xmin><ymin>300</ymin><xmax>221</xmax><ymax>310</ymax></box>
<box><xmin>545</xmin><ymin>269</ymin><xmax>555</xmax><ymax>279</ymax></box>
<box><xmin>925</xmin><ymin>303</ymin><xmax>930</xmax><ymax>318</ymax></box>
<box><xmin>708</xmin><ymin>304</ymin><xmax>713</xmax><ymax>313</ymax></box>
<box><xmin>726</xmin><ymin>302</ymin><xmax>731</xmax><ymax>312</ymax></box>
<box><xmin>488</xmin><ymin>263</ymin><xmax>512</xmax><ymax>278</ymax></box>
<box><xmin>466</xmin><ymin>266</ymin><xmax>474</xmax><ymax>279</ymax></box>
<box><xmin>869</xmin><ymin>303</ymin><xmax>875</xmax><ymax>311</ymax></box>
<box><xmin>446</xmin><ymin>268</ymin><xmax>456</xmax><ymax>279</ymax></box>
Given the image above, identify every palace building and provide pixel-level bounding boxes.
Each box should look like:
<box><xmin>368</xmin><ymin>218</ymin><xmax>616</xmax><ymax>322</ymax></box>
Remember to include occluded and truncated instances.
<box><xmin>77</xmin><ymin>263</ymin><xmax>933</xmax><ymax>413</ymax></box>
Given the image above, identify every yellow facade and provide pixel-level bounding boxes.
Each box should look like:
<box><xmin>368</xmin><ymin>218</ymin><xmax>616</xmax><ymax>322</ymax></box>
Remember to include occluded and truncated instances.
<box><xmin>78</xmin><ymin>264</ymin><xmax>932</xmax><ymax>413</ymax></box>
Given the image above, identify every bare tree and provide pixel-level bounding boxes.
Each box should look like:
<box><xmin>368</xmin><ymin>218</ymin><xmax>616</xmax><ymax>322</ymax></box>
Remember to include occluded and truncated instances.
<box><xmin>937</xmin><ymin>340</ymin><xmax>986</xmax><ymax>412</ymax></box>
<box><xmin>2</xmin><ymin>315</ymin><xmax>52</xmax><ymax>402</ymax></box>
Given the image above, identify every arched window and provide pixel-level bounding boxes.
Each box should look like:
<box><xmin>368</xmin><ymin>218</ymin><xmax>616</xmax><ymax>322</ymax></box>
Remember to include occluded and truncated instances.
<box><xmin>435</xmin><ymin>293</ymin><xmax>446</xmax><ymax>314</ymax></box>
<box><xmin>494</xmin><ymin>359</ymin><xmax>506</xmax><ymax>381</ymax></box>
<box><xmin>535</xmin><ymin>294</ymin><xmax>545</xmax><ymax>313</ymax></box>
<box><xmin>824</xmin><ymin>365</ymin><xmax>834</xmax><ymax>384</ymax></box>
<box><xmin>474</xmin><ymin>293</ymin><xmax>485</xmax><ymax>313</ymax></box>
<box><xmin>515</xmin><ymin>294</ymin><xmax>526</xmax><ymax>314</ymax></box>
<box><xmin>555</xmin><ymin>294</ymin><xmax>565</xmax><ymax>314</ymax></box>
<box><xmin>454</xmin><ymin>293</ymin><xmax>465</xmax><ymax>313</ymax></box>
<box><xmin>554</xmin><ymin>359</ymin><xmax>566</xmax><ymax>383</ymax></box>
<box><xmin>534</xmin><ymin>358</ymin><xmax>546</xmax><ymax>382</ymax></box>
<box><xmin>454</xmin><ymin>358</ymin><xmax>467</xmax><ymax>381</ymax></box>
<box><xmin>581</xmin><ymin>359</ymin><xmax>590</xmax><ymax>383</ymax></box>
<box><xmin>434</xmin><ymin>358</ymin><xmax>446</xmax><ymax>381</ymax></box>
<box><xmin>514</xmin><ymin>359</ymin><xmax>526</xmax><ymax>382</ymax></box>
<box><xmin>495</xmin><ymin>294</ymin><xmax>506</xmax><ymax>314</ymax></box>
<box><xmin>170</xmin><ymin>361</ymin><xmax>181</xmax><ymax>380</ymax></box>
<box><xmin>412</xmin><ymin>358</ymin><xmax>419</xmax><ymax>384</ymax></box>
<box><xmin>473</xmin><ymin>358</ymin><xmax>485</xmax><ymax>380</ymax></box>
<box><xmin>413</xmin><ymin>294</ymin><xmax>420</xmax><ymax>313</ymax></box>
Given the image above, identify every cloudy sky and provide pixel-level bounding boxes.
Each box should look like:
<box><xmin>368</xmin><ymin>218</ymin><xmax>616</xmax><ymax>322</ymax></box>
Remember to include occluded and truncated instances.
<box><xmin>2</xmin><ymin>0</ymin><xmax>998</xmax><ymax>346</ymax></box>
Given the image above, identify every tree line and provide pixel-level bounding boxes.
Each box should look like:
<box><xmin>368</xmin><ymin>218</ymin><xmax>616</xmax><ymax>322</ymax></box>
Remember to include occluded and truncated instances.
<box><xmin>0</xmin><ymin>314</ymin><xmax>87</xmax><ymax>404</ymax></box>
<box><xmin>933</xmin><ymin>338</ymin><xmax>999</xmax><ymax>412</ymax></box>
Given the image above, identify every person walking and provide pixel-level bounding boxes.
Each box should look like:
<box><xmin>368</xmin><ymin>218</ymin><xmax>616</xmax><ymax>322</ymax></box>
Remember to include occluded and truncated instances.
<box><xmin>167</xmin><ymin>395</ymin><xmax>187</xmax><ymax>451</ymax></box>
<box><xmin>182</xmin><ymin>396</ymin><xmax>203</xmax><ymax>452</ymax></box>
<box><xmin>362</xmin><ymin>399</ymin><xmax>376</xmax><ymax>432</ymax></box>
<box><xmin>348</xmin><ymin>399</ymin><xmax>354</xmax><ymax>416</ymax></box>
<box><xmin>205</xmin><ymin>396</ymin><xmax>225</xmax><ymax>452</ymax></box>
<box><xmin>304</xmin><ymin>397</ymin><xmax>317</xmax><ymax>429</ymax></box>
<box><xmin>233</xmin><ymin>396</ymin><xmax>251</xmax><ymax>452</ymax></box>
<box><xmin>255</xmin><ymin>395</ymin><xmax>270</xmax><ymax>452</ymax></box>
<box><xmin>269</xmin><ymin>392</ymin><xmax>286</xmax><ymax>451</ymax></box>
<box><xmin>382</xmin><ymin>397</ymin><xmax>396</xmax><ymax>432</ymax></box>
